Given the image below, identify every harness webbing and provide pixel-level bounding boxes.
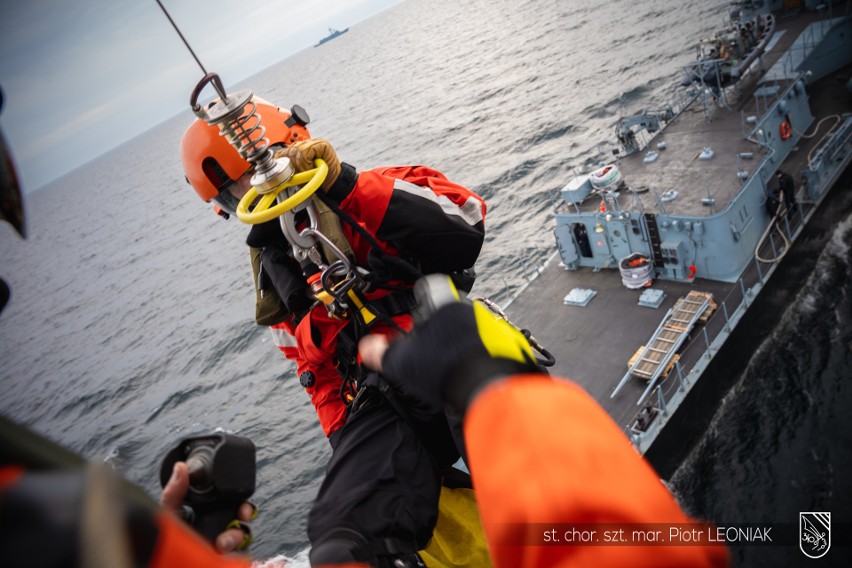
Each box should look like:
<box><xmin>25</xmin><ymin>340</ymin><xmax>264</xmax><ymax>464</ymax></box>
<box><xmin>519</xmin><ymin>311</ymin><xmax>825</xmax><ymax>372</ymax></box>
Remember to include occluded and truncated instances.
<box><xmin>335</xmin><ymin>290</ymin><xmax>418</xmax><ymax>405</ymax></box>
<box><xmin>314</xmin><ymin>190</ymin><xmax>423</xmax><ymax>286</ymax></box>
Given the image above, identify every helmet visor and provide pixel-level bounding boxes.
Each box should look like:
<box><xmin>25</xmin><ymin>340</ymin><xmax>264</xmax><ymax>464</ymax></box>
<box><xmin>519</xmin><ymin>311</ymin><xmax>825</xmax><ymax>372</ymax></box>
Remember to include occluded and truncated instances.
<box><xmin>212</xmin><ymin>171</ymin><xmax>254</xmax><ymax>217</ymax></box>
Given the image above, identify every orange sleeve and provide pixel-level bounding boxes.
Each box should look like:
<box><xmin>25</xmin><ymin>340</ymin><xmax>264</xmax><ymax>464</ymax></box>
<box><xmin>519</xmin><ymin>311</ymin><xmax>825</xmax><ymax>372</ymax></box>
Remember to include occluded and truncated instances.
<box><xmin>149</xmin><ymin>512</ymin><xmax>252</xmax><ymax>568</ymax></box>
<box><xmin>464</xmin><ymin>374</ymin><xmax>729</xmax><ymax>568</ymax></box>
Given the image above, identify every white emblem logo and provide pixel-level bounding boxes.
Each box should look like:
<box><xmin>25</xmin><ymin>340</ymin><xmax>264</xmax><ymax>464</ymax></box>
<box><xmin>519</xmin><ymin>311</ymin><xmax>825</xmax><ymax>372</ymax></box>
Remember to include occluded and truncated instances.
<box><xmin>799</xmin><ymin>512</ymin><xmax>830</xmax><ymax>559</ymax></box>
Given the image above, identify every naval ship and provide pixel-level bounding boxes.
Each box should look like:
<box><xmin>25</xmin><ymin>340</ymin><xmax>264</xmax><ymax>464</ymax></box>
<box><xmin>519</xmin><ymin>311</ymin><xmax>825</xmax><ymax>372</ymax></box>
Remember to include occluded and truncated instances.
<box><xmin>502</xmin><ymin>0</ymin><xmax>852</xmax><ymax>477</ymax></box>
<box><xmin>315</xmin><ymin>27</ymin><xmax>350</xmax><ymax>48</ymax></box>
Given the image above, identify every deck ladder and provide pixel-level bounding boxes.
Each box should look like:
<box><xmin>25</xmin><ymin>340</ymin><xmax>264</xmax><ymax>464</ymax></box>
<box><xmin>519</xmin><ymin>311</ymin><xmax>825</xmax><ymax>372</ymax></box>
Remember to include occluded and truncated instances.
<box><xmin>611</xmin><ymin>291</ymin><xmax>714</xmax><ymax>403</ymax></box>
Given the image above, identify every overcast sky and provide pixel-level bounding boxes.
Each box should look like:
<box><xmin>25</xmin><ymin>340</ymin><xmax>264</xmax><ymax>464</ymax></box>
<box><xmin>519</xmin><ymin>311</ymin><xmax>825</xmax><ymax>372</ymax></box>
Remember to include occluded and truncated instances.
<box><xmin>0</xmin><ymin>0</ymin><xmax>401</xmax><ymax>192</ymax></box>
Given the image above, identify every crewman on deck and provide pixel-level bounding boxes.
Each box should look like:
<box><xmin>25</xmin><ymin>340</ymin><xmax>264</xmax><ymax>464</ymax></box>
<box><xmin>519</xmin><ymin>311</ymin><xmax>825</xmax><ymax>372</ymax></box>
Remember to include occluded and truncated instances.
<box><xmin>775</xmin><ymin>170</ymin><xmax>798</xmax><ymax>214</ymax></box>
<box><xmin>179</xmin><ymin>100</ymin><xmax>488</xmax><ymax>567</ymax></box>
<box><xmin>765</xmin><ymin>170</ymin><xmax>798</xmax><ymax>218</ymax></box>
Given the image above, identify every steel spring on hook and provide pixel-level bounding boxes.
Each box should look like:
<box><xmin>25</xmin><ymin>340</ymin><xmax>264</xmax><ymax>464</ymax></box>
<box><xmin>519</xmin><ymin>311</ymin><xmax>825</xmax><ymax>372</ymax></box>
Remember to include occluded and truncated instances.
<box><xmin>218</xmin><ymin>101</ymin><xmax>282</xmax><ymax>193</ymax></box>
<box><xmin>190</xmin><ymin>74</ymin><xmax>286</xmax><ymax>195</ymax></box>
<box><xmin>219</xmin><ymin>99</ymin><xmax>266</xmax><ymax>163</ymax></box>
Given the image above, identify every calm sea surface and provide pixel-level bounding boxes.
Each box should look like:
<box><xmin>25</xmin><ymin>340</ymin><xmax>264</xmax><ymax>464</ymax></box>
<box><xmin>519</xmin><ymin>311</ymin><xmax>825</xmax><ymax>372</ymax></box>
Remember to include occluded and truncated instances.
<box><xmin>1</xmin><ymin>0</ymin><xmax>849</xmax><ymax>565</ymax></box>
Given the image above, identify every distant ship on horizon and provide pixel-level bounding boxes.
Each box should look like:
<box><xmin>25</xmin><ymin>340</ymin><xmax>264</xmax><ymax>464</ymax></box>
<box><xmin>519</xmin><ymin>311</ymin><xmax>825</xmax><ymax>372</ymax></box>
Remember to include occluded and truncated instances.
<box><xmin>315</xmin><ymin>27</ymin><xmax>349</xmax><ymax>47</ymax></box>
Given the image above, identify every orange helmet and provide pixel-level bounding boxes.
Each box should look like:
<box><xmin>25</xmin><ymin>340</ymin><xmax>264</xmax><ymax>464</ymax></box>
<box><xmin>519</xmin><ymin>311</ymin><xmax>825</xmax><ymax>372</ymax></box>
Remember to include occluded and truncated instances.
<box><xmin>180</xmin><ymin>100</ymin><xmax>311</xmax><ymax>217</ymax></box>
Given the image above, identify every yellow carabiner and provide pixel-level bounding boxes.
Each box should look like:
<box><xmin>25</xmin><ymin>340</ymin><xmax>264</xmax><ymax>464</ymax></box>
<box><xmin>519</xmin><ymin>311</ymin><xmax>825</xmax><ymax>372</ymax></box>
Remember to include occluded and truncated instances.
<box><xmin>235</xmin><ymin>159</ymin><xmax>328</xmax><ymax>225</ymax></box>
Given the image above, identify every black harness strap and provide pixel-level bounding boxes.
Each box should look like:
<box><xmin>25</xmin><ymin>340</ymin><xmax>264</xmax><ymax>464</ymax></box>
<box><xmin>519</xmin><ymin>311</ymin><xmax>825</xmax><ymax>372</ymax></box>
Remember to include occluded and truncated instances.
<box><xmin>314</xmin><ymin>190</ymin><xmax>423</xmax><ymax>286</ymax></box>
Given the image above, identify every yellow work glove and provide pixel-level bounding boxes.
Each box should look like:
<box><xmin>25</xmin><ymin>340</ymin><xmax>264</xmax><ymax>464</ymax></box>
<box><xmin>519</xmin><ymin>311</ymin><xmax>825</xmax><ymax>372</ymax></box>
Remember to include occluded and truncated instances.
<box><xmin>363</xmin><ymin>275</ymin><xmax>541</xmax><ymax>417</ymax></box>
<box><xmin>284</xmin><ymin>138</ymin><xmax>341</xmax><ymax>192</ymax></box>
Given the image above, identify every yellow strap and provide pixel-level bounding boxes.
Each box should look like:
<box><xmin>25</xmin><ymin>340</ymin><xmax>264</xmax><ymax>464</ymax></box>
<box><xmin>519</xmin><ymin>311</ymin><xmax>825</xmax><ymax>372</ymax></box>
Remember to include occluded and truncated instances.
<box><xmin>347</xmin><ymin>289</ymin><xmax>377</xmax><ymax>325</ymax></box>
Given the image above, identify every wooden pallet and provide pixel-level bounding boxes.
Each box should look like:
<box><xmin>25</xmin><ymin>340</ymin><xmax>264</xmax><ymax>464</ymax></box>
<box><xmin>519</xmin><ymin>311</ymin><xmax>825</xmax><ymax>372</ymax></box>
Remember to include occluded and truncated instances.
<box><xmin>628</xmin><ymin>347</ymin><xmax>681</xmax><ymax>381</ymax></box>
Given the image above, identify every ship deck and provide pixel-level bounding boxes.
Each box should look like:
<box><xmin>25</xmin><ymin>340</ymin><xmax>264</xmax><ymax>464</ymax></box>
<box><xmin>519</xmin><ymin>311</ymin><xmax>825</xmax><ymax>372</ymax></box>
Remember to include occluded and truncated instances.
<box><xmin>506</xmin><ymin>262</ymin><xmax>736</xmax><ymax>431</ymax></box>
<box><xmin>560</xmin><ymin>10</ymin><xmax>824</xmax><ymax>218</ymax></box>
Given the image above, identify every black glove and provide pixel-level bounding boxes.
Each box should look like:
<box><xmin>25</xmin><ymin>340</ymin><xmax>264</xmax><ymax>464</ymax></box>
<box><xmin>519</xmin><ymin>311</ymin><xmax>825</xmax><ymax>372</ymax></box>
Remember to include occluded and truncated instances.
<box><xmin>378</xmin><ymin>282</ymin><xmax>542</xmax><ymax>417</ymax></box>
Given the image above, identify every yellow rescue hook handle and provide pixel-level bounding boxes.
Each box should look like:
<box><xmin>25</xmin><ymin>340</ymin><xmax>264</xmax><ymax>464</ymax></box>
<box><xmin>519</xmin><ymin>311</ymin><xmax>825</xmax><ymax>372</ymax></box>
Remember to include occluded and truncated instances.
<box><xmin>236</xmin><ymin>159</ymin><xmax>328</xmax><ymax>224</ymax></box>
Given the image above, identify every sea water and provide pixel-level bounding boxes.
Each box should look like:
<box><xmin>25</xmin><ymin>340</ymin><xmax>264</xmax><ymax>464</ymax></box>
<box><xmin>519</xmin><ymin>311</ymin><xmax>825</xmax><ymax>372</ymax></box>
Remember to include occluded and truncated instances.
<box><xmin>1</xmin><ymin>0</ymin><xmax>849</xmax><ymax>565</ymax></box>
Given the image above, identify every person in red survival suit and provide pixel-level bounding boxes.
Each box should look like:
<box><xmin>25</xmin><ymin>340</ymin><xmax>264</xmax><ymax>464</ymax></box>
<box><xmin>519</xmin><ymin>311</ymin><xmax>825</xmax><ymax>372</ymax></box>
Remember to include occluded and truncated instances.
<box><xmin>358</xmin><ymin>275</ymin><xmax>731</xmax><ymax>568</ymax></box>
<box><xmin>180</xmin><ymin>102</ymin><xmax>486</xmax><ymax>567</ymax></box>
<box><xmin>262</xmin><ymin>142</ymin><xmax>487</xmax><ymax>442</ymax></box>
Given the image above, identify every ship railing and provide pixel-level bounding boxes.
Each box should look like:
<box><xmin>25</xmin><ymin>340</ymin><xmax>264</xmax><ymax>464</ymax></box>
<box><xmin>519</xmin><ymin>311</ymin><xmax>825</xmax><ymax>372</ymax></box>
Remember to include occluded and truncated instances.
<box><xmin>665</xmin><ymin>88</ymin><xmax>701</xmax><ymax>122</ymax></box>
<box><xmin>773</xmin><ymin>13</ymin><xmax>848</xmax><ymax>83</ymax></box>
<box><xmin>624</xmin><ymin>196</ymin><xmax>816</xmax><ymax>453</ymax></box>
<box><xmin>616</xmin><ymin>88</ymin><xmax>699</xmax><ymax>155</ymax></box>
<box><xmin>803</xmin><ymin>115</ymin><xmax>852</xmax><ymax>192</ymax></box>
<box><xmin>625</xmin><ymin>113</ymin><xmax>851</xmax><ymax>451</ymax></box>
